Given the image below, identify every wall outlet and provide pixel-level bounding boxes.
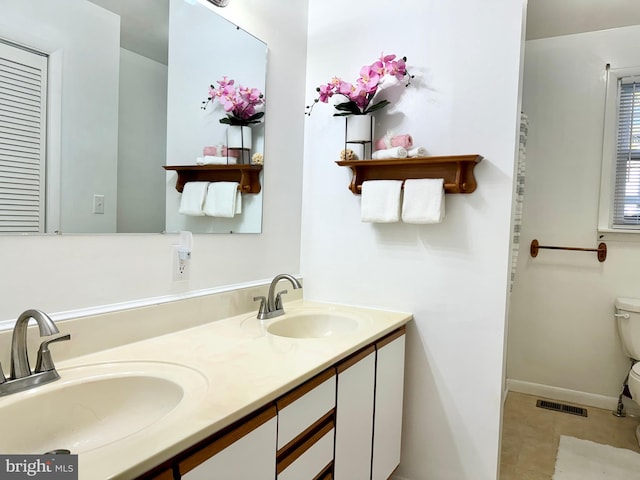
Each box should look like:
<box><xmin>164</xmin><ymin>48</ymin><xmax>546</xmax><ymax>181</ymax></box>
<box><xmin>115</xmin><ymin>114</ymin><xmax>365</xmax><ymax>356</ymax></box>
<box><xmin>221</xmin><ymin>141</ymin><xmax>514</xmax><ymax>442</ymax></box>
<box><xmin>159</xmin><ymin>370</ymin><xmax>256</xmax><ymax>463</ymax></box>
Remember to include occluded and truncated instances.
<box><xmin>172</xmin><ymin>245</ymin><xmax>190</xmax><ymax>282</ymax></box>
<box><xmin>93</xmin><ymin>194</ymin><xmax>105</xmax><ymax>214</ymax></box>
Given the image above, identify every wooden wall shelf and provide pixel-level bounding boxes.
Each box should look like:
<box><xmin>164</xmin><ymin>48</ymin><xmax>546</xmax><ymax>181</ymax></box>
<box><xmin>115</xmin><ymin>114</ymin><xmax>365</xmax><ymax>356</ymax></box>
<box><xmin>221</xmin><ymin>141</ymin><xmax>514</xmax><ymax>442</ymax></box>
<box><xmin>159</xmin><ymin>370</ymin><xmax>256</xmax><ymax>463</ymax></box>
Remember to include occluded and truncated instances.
<box><xmin>164</xmin><ymin>164</ymin><xmax>263</xmax><ymax>193</ymax></box>
<box><xmin>336</xmin><ymin>155</ymin><xmax>483</xmax><ymax>194</ymax></box>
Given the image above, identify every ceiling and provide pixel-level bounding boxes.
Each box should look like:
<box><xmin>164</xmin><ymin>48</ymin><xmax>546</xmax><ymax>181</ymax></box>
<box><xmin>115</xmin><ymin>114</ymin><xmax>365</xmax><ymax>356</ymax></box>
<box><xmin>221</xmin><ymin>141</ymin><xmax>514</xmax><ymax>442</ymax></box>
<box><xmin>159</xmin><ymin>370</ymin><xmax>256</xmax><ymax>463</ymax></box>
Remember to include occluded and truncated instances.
<box><xmin>87</xmin><ymin>0</ymin><xmax>169</xmax><ymax>64</ymax></box>
<box><xmin>526</xmin><ymin>0</ymin><xmax>640</xmax><ymax>40</ymax></box>
<box><xmin>86</xmin><ymin>1</ymin><xmax>640</xmax><ymax>62</ymax></box>
<box><xmin>88</xmin><ymin>1</ymin><xmax>640</xmax><ymax>59</ymax></box>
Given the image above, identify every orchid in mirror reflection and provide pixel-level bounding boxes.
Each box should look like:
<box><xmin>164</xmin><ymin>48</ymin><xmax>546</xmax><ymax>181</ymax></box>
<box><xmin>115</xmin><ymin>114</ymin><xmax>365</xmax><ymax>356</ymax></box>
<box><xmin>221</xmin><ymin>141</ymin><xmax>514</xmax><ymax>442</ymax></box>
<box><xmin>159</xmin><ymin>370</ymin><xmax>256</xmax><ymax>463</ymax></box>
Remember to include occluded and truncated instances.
<box><xmin>202</xmin><ymin>76</ymin><xmax>265</xmax><ymax>126</ymax></box>
<box><xmin>306</xmin><ymin>53</ymin><xmax>413</xmax><ymax>117</ymax></box>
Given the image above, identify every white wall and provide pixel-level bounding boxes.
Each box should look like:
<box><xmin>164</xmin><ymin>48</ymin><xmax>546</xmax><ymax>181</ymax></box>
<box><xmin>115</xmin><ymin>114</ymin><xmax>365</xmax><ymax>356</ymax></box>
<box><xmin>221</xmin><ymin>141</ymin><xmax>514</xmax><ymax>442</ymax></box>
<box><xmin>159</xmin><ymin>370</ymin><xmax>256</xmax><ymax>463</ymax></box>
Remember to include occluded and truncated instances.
<box><xmin>0</xmin><ymin>1</ymin><xmax>531</xmax><ymax>477</ymax></box>
<box><xmin>0</xmin><ymin>0</ymin><xmax>120</xmax><ymax>233</ymax></box>
<box><xmin>0</xmin><ymin>0</ymin><xmax>307</xmax><ymax>322</ymax></box>
<box><xmin>301</xmin><ymin>1</ymin><xmax>525</xmax><ymax>479</ymax></box>
<box><xmin>117</xmin><ymin>48</ymin><xmax>167</xmax><ymax>233</ymax></box>
<box><xmin>508</xmin><ymin>25</ymin><xmax>640</xmax><ymax>406</ymax></box>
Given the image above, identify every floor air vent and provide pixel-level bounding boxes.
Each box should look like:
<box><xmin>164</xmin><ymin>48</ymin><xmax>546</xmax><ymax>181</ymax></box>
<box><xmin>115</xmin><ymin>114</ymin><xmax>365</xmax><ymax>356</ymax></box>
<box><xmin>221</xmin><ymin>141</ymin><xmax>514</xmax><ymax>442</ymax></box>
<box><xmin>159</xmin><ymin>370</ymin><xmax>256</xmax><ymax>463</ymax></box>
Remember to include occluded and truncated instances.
<box><xmin>536</xmin><ymin>399</ymin><xmax>588</xmax><ymax>417</ymax></box>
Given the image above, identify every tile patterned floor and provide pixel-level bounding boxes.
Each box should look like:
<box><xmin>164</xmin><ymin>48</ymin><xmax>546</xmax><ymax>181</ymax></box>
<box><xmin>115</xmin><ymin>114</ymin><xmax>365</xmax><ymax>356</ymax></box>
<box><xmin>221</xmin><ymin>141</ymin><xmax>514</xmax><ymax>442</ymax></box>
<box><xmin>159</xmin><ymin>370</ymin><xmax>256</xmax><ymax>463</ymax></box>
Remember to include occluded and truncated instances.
<box><xmin>500</xmin><ymin>392</ymin><xmax>640</xmax><ymax>480</ymax></box>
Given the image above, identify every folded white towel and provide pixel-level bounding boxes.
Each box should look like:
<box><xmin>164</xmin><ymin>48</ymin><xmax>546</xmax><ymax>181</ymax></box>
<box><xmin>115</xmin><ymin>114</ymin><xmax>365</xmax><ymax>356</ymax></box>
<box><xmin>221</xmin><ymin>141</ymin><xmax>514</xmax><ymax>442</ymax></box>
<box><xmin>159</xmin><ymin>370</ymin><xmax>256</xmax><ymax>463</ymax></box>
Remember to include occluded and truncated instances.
<box><xmin>196</xmin><ymin>155</ymin><xmax>237</xmax><ymax>165</ymax></box>
<box><xmin>178</xmin><ymin>182</ymin><xmax>209</xmax><ymax>216</ymax></box>
<box><xmin>371</xmin><ymin>146</ymin><xmax>408</xmax><ymax>160</ymax></box>
<box><xmin>407</xmin><ymin>146</ymin><xmax>427</xmax><ymax>157</ymax></box>
<box><xmin>235</xmin><ymin>191</ymin><xmax>242</xmax><ymax>215</ymax></box>
<box><xmin>204</xmin><ymin>182</ymin><xmax>239</xmax><ymax>218</ymax></box>
<box><xmin>361</xmin><ymin>180</ymin><xmax>402</xmax><ymax>223</ymax></box>
<box><xmin>401</xmin><ymin>178</ymin><xmax>445</xmax><ymax>224</ymax></box>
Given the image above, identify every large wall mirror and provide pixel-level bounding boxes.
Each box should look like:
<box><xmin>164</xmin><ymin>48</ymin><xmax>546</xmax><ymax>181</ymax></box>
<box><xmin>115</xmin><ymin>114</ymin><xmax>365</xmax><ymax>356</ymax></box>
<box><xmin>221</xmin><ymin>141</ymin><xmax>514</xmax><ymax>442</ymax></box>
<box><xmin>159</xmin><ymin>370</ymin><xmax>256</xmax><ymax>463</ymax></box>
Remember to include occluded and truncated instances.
<box><xmin>0</xmin><ymin>0</ymin><xmax>267</xmax><ymax>235</ymax></box>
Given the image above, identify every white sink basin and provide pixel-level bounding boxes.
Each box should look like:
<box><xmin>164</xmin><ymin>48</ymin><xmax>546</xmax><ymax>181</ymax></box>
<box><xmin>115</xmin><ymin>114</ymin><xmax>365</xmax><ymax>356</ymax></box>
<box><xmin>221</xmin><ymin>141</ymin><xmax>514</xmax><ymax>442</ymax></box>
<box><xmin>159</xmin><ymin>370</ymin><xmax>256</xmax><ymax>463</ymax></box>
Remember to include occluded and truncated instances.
<box><xmin>267</xmin><ymin>312</ymin><xmax>360</xmax><ymax>338</ymax></box>
<box><xmin>0</xmin><ymin>361</ymin><xmax>207</xmax><ymax>454</ymax></box>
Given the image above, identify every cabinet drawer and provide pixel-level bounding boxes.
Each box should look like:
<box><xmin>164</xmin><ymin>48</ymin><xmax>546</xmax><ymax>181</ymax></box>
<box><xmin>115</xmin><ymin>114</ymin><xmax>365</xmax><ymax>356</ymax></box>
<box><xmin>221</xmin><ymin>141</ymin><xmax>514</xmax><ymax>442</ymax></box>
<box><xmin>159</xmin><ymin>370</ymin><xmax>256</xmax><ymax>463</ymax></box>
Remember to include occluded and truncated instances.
<box><xmin>178</xmin><ymin>406</ymin><xmax>277</xmax><ymax>480</ymax></box>
<box><xmin>276</xmin><ymin>368</ymin><xmax>336</xmax><ymax>449</ymax></box>
<box><xmin>277</xmin><ymin>426</ymin><xmax>334</xmax><ymax>480</ymax></box>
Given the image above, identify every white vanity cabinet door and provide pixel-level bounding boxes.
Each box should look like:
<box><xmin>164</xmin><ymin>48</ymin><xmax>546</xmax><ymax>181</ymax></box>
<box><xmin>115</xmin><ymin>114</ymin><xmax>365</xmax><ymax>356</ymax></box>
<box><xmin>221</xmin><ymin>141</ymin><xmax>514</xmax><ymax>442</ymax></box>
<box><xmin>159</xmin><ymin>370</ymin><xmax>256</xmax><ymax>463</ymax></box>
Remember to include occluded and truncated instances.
<box><xmin>334</xmin><ymin>345</ymin><xmax>376</xmax><ymax>480</ymax></box>
<box><xmin>179</xmin><ymin>406</ymin><xmax>277</xmax><ymax>480</ymax></box>
<box><xmin>372</xmin><ymin>330</ymin><xmax>406</xmax><ymax>480</ymax></box>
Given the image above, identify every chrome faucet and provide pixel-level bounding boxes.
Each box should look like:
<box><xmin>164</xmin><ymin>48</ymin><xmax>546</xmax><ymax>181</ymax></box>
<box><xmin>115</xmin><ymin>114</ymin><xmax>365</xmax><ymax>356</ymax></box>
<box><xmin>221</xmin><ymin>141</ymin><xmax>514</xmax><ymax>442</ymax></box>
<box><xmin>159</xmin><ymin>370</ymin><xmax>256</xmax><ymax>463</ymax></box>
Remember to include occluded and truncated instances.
<box><xmin>0</xmin><ymin>309</ymin><xmax>70</xmax><ymax>396</ymax></box>
<box><xmin>254</xmin><ymin>274</ymin><xmax>302</xmax><ymax>320</ymax></box>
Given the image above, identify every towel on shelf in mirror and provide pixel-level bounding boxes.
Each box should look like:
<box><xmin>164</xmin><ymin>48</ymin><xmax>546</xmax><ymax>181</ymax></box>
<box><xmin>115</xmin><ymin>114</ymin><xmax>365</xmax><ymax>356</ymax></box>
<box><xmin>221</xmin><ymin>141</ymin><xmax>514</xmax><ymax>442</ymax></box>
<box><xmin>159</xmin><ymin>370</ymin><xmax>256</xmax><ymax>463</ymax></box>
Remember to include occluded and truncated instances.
<box><xmin>178</xmin><ymin>182</ymin><xmax>209</xmax><ymax>216</ymax></box>
<box><xmin>407</xmin><ymin>146</ymin><xmax>427</xmax><ymax>157</ymax></box>
<box><xmin>371</xmin><ymin>146</ymin><xmax>408</xmax><ymax>160</ymax></box>
<box><xmin>203</xmin><ymin>146</ymin><xmax>240</xmax><ymax>158</ymax></box>
<box><xmin>374</xmin><ymin>133</ymin><xmax>413</xmax><ymax>150</ymax></box>
<box><xmin>203</xmin><ymin>146</ymin><xmax>220</xmax><ymax>156</ymax></box>
<box><xmin>203</xmin><ymin>182</ymin><xmax>240</xmax><ymax>218</ymax></box>
<box><xmin>401</xmin><ymin>178</ymin><xmax>445</xmax><ymax>224</ymax></box>
<box><xmin>360</xmin><ymin>180</ymin><xmax>403</xmax><ymax>223</ymax></box>
<box><xmin>196</xmin><ymin>155</ymin><xmax>238</xmax><ymax>165</ymax></box>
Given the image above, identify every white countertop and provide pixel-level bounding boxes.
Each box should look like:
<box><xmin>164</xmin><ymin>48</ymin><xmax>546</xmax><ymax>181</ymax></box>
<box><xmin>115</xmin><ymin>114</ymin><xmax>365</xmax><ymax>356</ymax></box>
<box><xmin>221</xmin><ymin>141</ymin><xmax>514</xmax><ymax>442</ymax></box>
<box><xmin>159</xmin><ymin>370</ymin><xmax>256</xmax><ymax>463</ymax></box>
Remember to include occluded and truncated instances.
<box><xmin>3</xmin><ymin>300</ymin><xmax>412</xmax><ymax>479</ymax></box>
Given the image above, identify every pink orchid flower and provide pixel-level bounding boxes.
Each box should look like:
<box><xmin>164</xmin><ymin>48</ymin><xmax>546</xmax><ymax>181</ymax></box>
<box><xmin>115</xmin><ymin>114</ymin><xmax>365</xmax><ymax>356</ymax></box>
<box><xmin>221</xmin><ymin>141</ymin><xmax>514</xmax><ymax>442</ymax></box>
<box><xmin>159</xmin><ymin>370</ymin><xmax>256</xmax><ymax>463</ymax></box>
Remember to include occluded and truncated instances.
<box><xmin>318</xmin><ymin>84</ymin><xmax>335</xmax><ymax>103</ymax></box>
<box><xmin>387</xmin><ymin>58</ymin><xmax>407</xmax><ymax>81</ymax></box>
<box><xmin>370</xmin><ymin>60</ymin><xmax>386</xmax><ymax>77</ymax></box>
<box><xmin>202</xmin><ymin>77</ymin><xmax>265</xmax><ymax>125</ymax></box>
<box><xmin>305</xmin><ymin>53</ymin><xmax>412</xmax><ymax>116</ymax></box>
<box><xmin>338</xmin><ymin>81</ymin><xmax>354</xmax><ymax>97</ymax></box>
<box><xmin>379</xmin><ymin>53</ymin><xmax>397</xmax><ymax>63</ymax></box>
<box><xmin>357</xmin><ymin>66</ymin><xmax>380</xmax><ymax>93</ymax></box>
<box><xmin>216</xmin><ymin>76</ymin><xmax>234</xmax><ymax>88</ymax></box>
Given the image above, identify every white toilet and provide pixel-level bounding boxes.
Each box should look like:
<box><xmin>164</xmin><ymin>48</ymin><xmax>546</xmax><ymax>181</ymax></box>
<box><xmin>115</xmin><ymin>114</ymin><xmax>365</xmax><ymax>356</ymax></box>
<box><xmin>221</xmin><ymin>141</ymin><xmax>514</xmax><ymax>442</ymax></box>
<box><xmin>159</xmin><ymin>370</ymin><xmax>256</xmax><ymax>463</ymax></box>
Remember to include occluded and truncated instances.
<box><xmin>614</xmin><ymin>297</ymin><xmax>640</xmax><ymax>444</ymax></box>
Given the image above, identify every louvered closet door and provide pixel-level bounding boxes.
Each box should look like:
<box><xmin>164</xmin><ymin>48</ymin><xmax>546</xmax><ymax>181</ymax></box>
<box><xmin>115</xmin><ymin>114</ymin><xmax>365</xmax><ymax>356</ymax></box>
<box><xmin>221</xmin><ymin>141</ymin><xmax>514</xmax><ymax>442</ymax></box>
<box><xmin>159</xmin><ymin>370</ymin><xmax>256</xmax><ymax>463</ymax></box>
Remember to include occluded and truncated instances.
<box><xmin>0</xmin><ymin>42</ymin><xmax>47</xmax><ymax>233</ymax></box>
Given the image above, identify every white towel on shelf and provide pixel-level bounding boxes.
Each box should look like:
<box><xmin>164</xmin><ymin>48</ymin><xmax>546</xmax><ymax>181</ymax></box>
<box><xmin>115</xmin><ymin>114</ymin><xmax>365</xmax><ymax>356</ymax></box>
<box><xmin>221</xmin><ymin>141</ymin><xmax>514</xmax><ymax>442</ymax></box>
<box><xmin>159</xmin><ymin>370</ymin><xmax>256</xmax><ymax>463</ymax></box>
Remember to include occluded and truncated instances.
<box><xmin>178</xmin><ymin>182</ymin><xmax>209</xmax><ymax>216</ymax></box>
<box><xmin>371</xmin><ymin>146</ymin><xmax>408</xmax><ymax>160</ymax></box>
<box><xmin>361</xmin><ymin>180</ymin><xmax>402</xmax><ymax>223</ymax></box>
<box><xmin>196</xmin><ymin>155</ymin><xmax>236</xmax><ymax>165</ymax></box>
<box><xmin>204</xmin><ymin>182</ymin><xmax>239</xmax><ymax>218</ymax></box>
<box><xmin>401</xmin><ymin>178</ymin><xmax>445</xmax><ymax>224</ymax></box>
<box><xmin>407</xmin><ymin>146</ymin><xmax>427</xmax><ymax>157</ymax></box>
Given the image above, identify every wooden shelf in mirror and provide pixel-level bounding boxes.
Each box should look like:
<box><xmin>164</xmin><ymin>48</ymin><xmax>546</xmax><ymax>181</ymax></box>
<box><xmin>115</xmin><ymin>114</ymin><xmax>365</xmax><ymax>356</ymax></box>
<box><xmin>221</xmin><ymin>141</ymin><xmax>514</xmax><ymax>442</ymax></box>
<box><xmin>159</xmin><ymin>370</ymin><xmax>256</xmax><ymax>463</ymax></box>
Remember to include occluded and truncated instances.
<box><xmin>164</xmin><ymin>164</ymin><xmax>263</xmax><ymax>193</ymax></box>
<box><xmin>336</xmin><ymin>155</ymin><xmax>482</xmax><ymax>194</ymax></box>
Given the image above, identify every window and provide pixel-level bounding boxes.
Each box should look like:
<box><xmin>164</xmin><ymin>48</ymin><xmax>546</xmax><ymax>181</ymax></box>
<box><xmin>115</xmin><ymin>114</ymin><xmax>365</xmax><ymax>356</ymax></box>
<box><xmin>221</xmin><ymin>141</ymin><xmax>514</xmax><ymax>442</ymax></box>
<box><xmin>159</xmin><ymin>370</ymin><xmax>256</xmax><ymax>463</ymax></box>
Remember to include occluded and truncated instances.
<box><xmin>613</xmin><ymin>80</ymin><xmax>640</xmax><ymax>225</ymax></box>
<box><xmin>0</xmin><ymin>41</ymin><xmax>48</xmax><ymax>233</ymax></box>
<box><xmin>598</xmin><ymin>66</ymin><xmax>640</xmax><ymax>234</ymax></box>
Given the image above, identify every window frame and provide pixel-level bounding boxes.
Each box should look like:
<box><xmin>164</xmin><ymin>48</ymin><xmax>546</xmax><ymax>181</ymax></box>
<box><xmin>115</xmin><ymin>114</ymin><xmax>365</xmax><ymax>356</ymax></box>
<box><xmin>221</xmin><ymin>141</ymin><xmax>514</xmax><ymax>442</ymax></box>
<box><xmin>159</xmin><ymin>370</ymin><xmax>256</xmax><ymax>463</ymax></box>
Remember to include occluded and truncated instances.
<box><xmin>598</xmin><ymin>65</ymin><xmax>640</xmax><ymax>238</ymax></box>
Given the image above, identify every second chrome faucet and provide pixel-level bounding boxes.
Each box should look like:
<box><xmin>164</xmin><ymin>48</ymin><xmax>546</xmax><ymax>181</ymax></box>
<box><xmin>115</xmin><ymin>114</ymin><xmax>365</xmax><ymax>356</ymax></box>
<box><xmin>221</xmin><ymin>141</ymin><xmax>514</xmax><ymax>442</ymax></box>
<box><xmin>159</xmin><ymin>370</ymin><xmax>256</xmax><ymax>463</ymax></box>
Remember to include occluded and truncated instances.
<box><xmin>254</xmin><ymin>274</ymin><xmax>302</xmax><ymax>320</ymax></box>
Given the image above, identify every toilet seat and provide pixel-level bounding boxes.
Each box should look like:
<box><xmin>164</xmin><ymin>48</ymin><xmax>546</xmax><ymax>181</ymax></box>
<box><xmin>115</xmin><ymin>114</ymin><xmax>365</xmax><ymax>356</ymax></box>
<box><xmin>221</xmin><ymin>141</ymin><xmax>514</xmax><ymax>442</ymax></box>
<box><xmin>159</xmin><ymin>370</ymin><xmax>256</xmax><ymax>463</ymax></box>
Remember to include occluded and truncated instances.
<box><xmin>629</xmin><ymin>363</ymin><xmax>640</xmax><ymax>402</ymax></box>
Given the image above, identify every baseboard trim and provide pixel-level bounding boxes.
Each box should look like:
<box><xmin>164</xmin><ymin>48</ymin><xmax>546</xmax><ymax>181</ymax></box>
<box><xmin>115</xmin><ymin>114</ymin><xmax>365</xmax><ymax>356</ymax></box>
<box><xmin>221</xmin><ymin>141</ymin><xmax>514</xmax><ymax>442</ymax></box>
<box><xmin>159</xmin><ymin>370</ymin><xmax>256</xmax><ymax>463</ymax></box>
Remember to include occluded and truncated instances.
<box><xmin>506</xmin><ymin>379</ymin><xmax>618</xmax><ymax>410</ymax></box>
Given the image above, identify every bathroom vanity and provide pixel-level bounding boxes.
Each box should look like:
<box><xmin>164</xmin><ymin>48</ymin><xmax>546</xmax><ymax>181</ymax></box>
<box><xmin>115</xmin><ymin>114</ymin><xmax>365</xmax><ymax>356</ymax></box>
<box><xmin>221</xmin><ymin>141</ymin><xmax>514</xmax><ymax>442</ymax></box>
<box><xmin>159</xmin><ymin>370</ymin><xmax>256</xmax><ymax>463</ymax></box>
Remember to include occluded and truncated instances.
<box><xmin>0</xmin><ymin>300</ymin><xmax>411</xmax><ymax>480</ymax></box>
<box><xmin>140</xmin><ymin>327</ymin><xmax>405</xmax><ymax>480</ymax></box>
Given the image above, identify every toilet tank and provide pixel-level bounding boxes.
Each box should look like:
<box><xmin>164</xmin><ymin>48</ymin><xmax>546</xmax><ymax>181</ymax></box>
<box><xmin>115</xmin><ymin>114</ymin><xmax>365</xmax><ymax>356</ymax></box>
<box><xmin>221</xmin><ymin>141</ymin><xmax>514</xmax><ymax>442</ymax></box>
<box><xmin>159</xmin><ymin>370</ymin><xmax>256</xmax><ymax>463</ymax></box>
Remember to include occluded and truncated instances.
<box><xmin>615</xmin><ymin>297</ymin><xmax>640</xmax><ymax>360</ymax></box>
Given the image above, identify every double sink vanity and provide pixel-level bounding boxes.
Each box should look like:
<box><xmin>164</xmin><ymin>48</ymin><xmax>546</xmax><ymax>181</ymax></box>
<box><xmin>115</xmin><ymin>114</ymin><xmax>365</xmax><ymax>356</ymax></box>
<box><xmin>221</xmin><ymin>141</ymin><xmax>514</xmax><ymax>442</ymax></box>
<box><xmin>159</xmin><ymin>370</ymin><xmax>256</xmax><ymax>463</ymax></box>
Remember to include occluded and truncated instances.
<box><xmin>0</xmin><ymin>277</ymin><xmax>411</xmax><ymax>479</ymax></box>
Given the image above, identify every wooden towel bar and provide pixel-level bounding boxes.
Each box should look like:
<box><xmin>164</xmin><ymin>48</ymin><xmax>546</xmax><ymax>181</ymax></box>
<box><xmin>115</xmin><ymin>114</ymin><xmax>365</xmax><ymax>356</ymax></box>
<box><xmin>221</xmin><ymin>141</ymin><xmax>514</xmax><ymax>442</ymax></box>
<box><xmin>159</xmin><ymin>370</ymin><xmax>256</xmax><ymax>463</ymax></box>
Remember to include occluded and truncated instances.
<box><xmin>530</xmin><ymin>239</ymin><xmax>607</xmax><ymax>262</ymax></box>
